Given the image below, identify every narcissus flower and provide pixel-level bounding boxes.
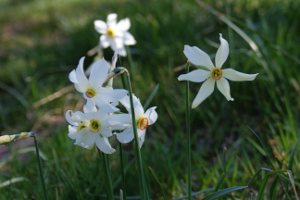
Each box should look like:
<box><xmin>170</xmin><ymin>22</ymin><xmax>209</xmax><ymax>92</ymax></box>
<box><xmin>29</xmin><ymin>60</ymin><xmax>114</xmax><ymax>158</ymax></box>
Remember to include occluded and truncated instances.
<box><xmin>178</xmin><ymin>34</ymin><xmax>258</xmax><ymax>108</ymax></box>
<box><xmin>94</xmin><ymin>13</ymin><xmax>136</xmax><ymax>56</ymax></box>
<box><xmin>69</xmin><ymin>57</ymin><xmax>127</xmax><ymax>111</ymax></box>
<box><xmin>65</xmin><ymin>108</ymin><xmax>127</xmax><ymax>154</ymax></box>
<box><xmin>113</xmin><ymin>95</ymin><xmax>158</xmax><ymax>148</ymax></box>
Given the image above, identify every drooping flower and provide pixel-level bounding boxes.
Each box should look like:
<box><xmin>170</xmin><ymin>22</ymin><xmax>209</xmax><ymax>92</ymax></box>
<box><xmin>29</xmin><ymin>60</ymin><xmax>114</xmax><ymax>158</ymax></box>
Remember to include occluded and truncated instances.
<box><xmin>69</xmin><ymin>57</ymin><xmax>127</xmax><ymax>112</ymax></box>
<box><xmin>65</xmin><ymin>106</ymin><xmax>128</xmax><ymax>154</ymax></box>
<box><xmin>94</xmin><ymin>13</ymin><xmax>136</xmax><ymax>56</ymax></box>
<box><xmin>0</xmin><ymin>132</ymin><xmax>33</xmax><ymax>145</ymax></box>
<box><xmin>178</xmin><ymin>34</ymin><xmax>258</xmax><ymax>108</ymax></box>
<box><xmin>112</xmin><ymin>95</ymin><xmax>158</xmax><ymax>148</ymax></box>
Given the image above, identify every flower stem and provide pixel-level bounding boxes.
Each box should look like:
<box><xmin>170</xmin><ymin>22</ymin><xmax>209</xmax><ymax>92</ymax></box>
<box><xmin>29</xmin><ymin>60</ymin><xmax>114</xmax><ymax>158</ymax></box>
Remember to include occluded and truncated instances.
<box><xmin>125</xmin><ymin>72</ymin><xmax>149</xmax><ymax>200</ymax></box>
<box><xmin>99</xmin><ymin>150</ymin><xmax>114</xmax><ymax>200</ymax></box>
<box><xmin>32</xmin><ymin>135</ymin><xmax>48</xmax><ymax>200</ymax></box>
<box><xmin>185</xmin><ymin>62</ymin><xmax>192</xmax><ymax>200</ymax></box>
<box><xmin>126</xmin><ymin>47</ymin><xmax>135</xmax><ymax>75</ymax></box>
<box><xmin>119</xmin><ymin>143</ymin><xmax>127</xmax><ymax>200</ymax></box>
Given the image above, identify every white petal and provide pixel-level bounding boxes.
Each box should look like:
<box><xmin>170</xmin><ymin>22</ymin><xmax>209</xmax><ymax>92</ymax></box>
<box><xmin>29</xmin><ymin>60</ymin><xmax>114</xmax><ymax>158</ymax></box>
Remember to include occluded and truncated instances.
<box><xmin>75</xmin><ymin>57</ymin><xmax>88</xmax><ymax>90</ymax></box>
<box><xmin>123</xmin><ymin>32</ymin><xmax>136</xmax><ymax>45</ymax></box>
<box><xmin>117</xmin><ymin>18</ymin><xmax>130</xmax><ymax>31</ymax></box>
<box><xmin>137</xmin><ymin>129</ymin><xmax>146</xmax><ymax>148</ymax></box>
<box><xmin>85</xmin><ymin>110</ymin><xmax>107</xmax><ymax>121</ymax></box>
<box><xmin>178</xmin><ymin>69</ymin><xmax>210</xmax><ymax>83</ymax></box>
<box><xmin>83</xmin><ymin>100</ymin><xmax>97</xmax><ymax>113</ymax></box>
<box><xmin>75</xmin><ymin>133</ymin><xmax>95</xmax><ymax>149</ymax></box>
<box><xmin>100</xmin><ymin>126</ymin><xmax>113</xmax><ymax>137</ymax></box>
<box><xmin>215</xmin><ymin>34</ymin><xmax>229</xmax><ymax>68</ymax></box>
<box><xmin>95</xmin><ymin>137</ymin><xmax>115</xmax><ymax>154</ymax></box>
<box><xmin>89</xmin><ymin>59</ymin><xmax>110</xmax><ymax>86</ymax></box>
<box><xmin>110</xmin><ymin>114</ymin><xmax>131</xmax><ymax>129</ymax></box>
<box><xmin>116</xmin><ymin>128</ymin><xmax>134</xmax><ymax>144</ymax></box>
<box><xmin>65</xmin><ymin>110</ymin><xmax>85</xmax><ymax>125</ymax></box>
<box><xmin>192</xmin><ymin>78</ymin><xmax>215</xmax><ymax>108</ymax></box>
<box><xmin>65</xmin><ymin>110</ymin><xmax>76</xmax><ymax>125</ymax></box>
<box><xmin>120</xmin><ymin>95</ymin><xmax>144</xmax><ymax>117</ymax></box>
<box><xmin>216</xmin><ymin>78</ymin><xmax>234</xmax><ymax>101</ymax></box>
<box><xmin>107</xmin><ymin>13</ymin><xmax>117</xmax><ymax>26</ymax></box>
<box><xmin>111</xmin><ymin>37</ymin><xmax>124</xmax><ymax>50</ymax></box>
<box><xmin>98</xmin><ymin>87</ymin><xmax>128</xmax><ymax>104</ymax></box>
<box><xmin>183</xmin><ymin>45</ymin><xmax>214</xmax><ymax>69</ymax></box>
<box><xmin>95</xmin><ymin>97</ymin><xmax>119</xmax><ymax>113</ymax></box>
<box><xmin>119</xmin><ymin>95</ymin><xmax>130</xmax><ymax>111</ymax></box>
<box><xmin>222</xmin><ymin>68</ymin><xmax>258</xmax><ymax>81</ymax></box>
<box><xmin>68</xmin><ymin>69</ymin><xmax>78</xmax><ymax>83</ymax></box>
<box><xmin>145</xmin><ymin>107</ymin><xmax>157</xmax><ymax>125</ymax></box>
<box><xmin>94</xmin><ymin>20</ymin><xmax>107</xmax><ymax>34</ymax></box>
<box><xmin>100</xmin><ymin>35</ymin><xmax>110</xmax><ymax>48</ymax></box>
<box><xmin>68</xmin><ymin>126</ymin><xmax>77</xmax><ymax>139</ymax></box>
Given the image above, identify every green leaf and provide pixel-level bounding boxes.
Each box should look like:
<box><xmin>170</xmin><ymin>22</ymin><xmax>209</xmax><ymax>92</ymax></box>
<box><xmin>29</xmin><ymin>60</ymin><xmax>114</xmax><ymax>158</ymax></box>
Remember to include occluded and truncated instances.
<box><xmin>204</xmin><ymin>186</ymin><xmax>248</xmax><ymax>200</ymax></box>
<box><xmin>143</xmin><ymin>84</ymin><xmax>159</xmax><ymax>110</ymax></box>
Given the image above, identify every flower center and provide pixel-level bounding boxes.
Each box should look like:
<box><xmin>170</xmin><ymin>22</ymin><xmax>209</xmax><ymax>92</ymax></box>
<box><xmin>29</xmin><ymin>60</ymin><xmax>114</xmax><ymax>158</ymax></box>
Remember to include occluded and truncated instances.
<box><xmin>107</xmin><ymin>27</ymin><xmax>115</xmax><ymax>38</ymax></box>
<box><xmin>77</xmin><ymin>121</ymin><xmax>87</xmax><ymax>131</ymax></box>
<box><xmin>89</xmin><ymin>119</ymin><xmax>101</xmax><ymax>133</ymax></box>
<box><xmin>85</xmin><ymin>88</ymin><xmax>96</xmax><ymax>98</ymax></box>
<box><xmin>137</xmin><ymin>116</ymin><xmax>148</xmax><ymax>130</ymax></box>
<box><xmin>211</xmin><ymin>67</ymin><xmax>223</xmax><ymax>80</ymax></box>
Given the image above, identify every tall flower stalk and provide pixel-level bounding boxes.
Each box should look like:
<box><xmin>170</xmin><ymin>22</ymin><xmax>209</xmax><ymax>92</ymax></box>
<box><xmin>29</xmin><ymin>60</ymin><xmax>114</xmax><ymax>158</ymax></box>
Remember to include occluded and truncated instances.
<box><xmin>120</xmin><ymin>75</ymin><xmax>128</xmax><ymax>200</ymax></box>
<box><xmin>119</xmin><ymin>143</ymin><xmax>127</xmax><ymax>200</ymax></box>
<box><xmin>99</xmin><ymin>150</ymin><xmax>114</xmax><ymax>200</ymax></box>
<box><xmin>125</xmin><ymin>71</ymin><xmax>149</xmax><ymax>199</ymax></box>
<box><xmin>185</xmin><ymin>62</ymin><xmax>192</xmax><ymax>200</ymax></box>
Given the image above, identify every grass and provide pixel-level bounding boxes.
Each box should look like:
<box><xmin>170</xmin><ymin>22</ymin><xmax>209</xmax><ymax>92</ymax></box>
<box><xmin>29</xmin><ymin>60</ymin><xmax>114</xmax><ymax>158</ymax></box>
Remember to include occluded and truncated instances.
<box><xmin>0</xmin><ymin>0</ymin><xmax>300</xmax><ymax>199</ymax></box>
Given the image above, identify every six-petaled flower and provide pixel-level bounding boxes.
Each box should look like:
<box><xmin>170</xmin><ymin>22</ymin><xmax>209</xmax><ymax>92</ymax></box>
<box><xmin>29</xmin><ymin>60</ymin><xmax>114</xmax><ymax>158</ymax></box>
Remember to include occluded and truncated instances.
<box><xmin>178</xmin><ymin>34</ymin><xmax>258</xmax><ymax>108</ymax></box>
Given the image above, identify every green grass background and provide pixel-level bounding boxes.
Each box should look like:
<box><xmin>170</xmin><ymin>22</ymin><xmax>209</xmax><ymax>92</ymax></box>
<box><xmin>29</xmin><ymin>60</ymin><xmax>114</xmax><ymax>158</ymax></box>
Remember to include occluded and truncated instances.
<box><xmin>0</xmin><ymin>0</ymin><xmax>300</xmax><ymax>199</ymax></box>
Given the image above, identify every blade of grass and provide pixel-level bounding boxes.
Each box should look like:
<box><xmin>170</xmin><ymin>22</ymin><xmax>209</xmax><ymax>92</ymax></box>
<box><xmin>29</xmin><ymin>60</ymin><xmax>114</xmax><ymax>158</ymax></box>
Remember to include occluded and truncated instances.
<box><xmin>143</xmin><ymin>84</ymin><xmax>159</xmax><ymax>110</ymax></box>
<box><xmin>195</xmin><ymin>0</ymin><xmax>268</xmax><ymax>71</ymax></box>
<box><xmin>148</xmin><ymin>166</ymin><xmax>166</xmax><ymax>200</ymax></box>
<box><xmin>287</xmin><ymin>170</ymin><xmax>299</xmax><ymax>200</ymax></box>
<box><xmin>0</xmin><ymin>177</ymin><xmax>27</xmax><ymax>188</ymax></box>
<box><xmin>32</xmin><ymin>135</ymin><xmax>48</xmax><ymax>200</ymax></box>
<box><xmin>204</xmin><ymin>186</ymin><xmax>248</xmax><ymax>200</ymax></box>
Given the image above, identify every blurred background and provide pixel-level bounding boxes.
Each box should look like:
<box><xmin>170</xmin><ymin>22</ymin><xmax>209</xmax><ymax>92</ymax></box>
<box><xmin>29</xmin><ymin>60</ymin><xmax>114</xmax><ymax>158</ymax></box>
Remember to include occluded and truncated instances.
<box><xmin>0</xmin><ymin>0</ymin><xmax>300</xmax><ymax>199</ymax></box>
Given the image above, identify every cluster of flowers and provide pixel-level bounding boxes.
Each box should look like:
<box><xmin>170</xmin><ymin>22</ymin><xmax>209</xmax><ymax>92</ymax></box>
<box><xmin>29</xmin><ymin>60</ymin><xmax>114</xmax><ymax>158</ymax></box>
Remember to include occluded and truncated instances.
<box><xmin>65</xmin><ymin>57</ymin><xmax>157</xmax><ymax>153</ymax></box>
<box><xmin>65</xmin><ymin>13</ymin><xmax>157</xmax><ymax>153</ymax></box>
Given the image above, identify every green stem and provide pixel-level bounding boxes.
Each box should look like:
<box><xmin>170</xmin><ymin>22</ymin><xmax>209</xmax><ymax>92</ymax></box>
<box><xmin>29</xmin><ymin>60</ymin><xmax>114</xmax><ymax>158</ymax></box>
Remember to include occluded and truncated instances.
<box><xmin>125</xmin><ymin>72</ymin><xmax>148</xmax><ymax>200</ymax></box>
<box><xmin>32</xmin><ymin>135</ymin><xmax>48</xmax><ymax>200</ymax></box>
<box><xmin>185</xmin><ymin>63</ymin><xmax>192</xmax><ymax>200</ymax></box>
<box><xmin>119</xmin><ymin>143</ymin><xmax>127</xmax><ymax>200</ymax></box>
<box><xmin>126</xmin><ymin>47</ymin><xmax>135</xmax><ymax>75</ymax></box>
<box><xmin>99</xmin><ymin>150</ymin><xmax>114</xmax><ymax>200</ymax></box>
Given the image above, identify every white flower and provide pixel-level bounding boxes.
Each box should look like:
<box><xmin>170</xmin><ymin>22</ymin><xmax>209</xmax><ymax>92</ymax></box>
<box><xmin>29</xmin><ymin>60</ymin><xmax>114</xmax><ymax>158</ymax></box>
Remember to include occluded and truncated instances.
<box><xmin>65</xmin><ymin>109</ymin><xmax>116</xmax><ymax>154</ymax></box>
<box><xmin>94</xmin><ymin>13</ymin><xmax>136</xmax><ymax>56</ymax></box>
<box><xmin>69</xmin><ymin>57</ymin><xmax>127</xmax><ymax>112</ymax></box>
<box><xmin>112</xmin><ymin>95</ymin><xmax>158</xmax><ymax>148</ymax></box>
<box><xmin>178</xmin><ymin>34</ymin><xmax>259</xmax><ymax>108</ymax></box>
